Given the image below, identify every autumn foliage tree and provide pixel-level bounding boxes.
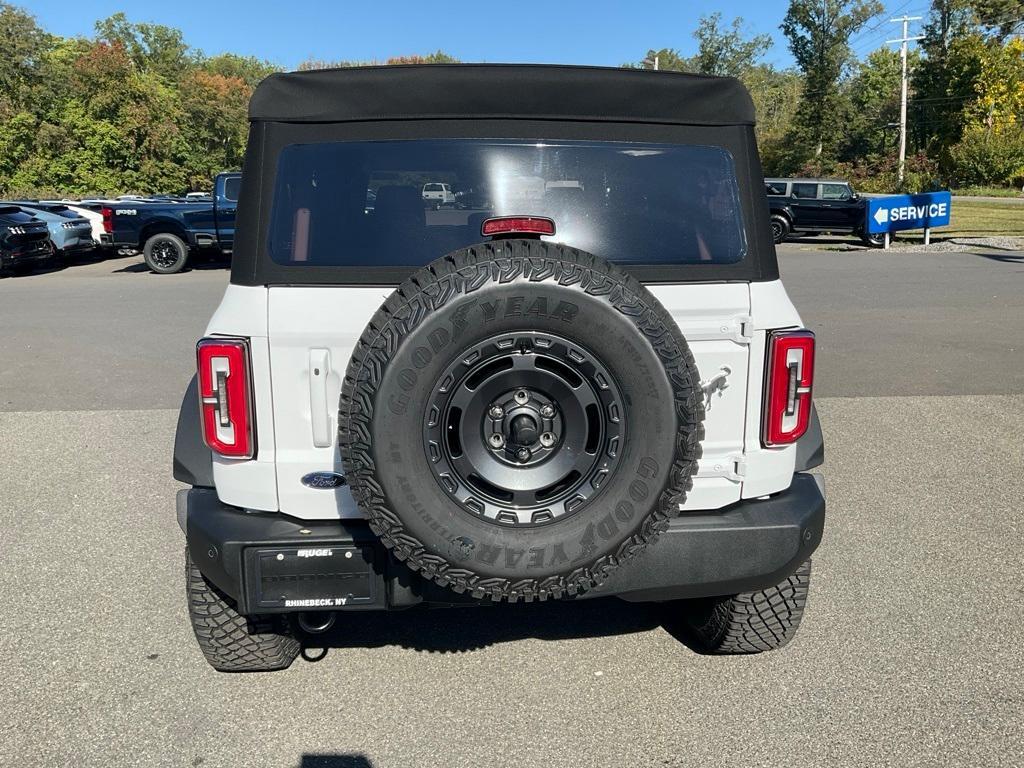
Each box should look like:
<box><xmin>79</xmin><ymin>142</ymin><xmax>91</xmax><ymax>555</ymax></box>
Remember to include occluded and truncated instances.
<box><xmin>0</xmin><ymin>3</ymin><xmax>271</xmax><ymax>196</ymax></box>
<box><xmin>1</xmin><ymin>1</ymin><xmax>1022</xmax><ymax>195</ymax></box>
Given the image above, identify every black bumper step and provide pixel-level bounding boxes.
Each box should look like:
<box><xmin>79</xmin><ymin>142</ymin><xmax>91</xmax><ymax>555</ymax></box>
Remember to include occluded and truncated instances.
<box><xmin>182</xmin><ymin>473</ymin><xmax>824</xmax><ymax>613</ymax></box>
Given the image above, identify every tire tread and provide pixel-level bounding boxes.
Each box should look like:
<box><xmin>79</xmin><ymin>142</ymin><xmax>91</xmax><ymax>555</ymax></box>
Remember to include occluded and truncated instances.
<box><xmin>185</xmin><ymin>551</ymin><xmax>300</xmax><ymax>672</ymax></box>
<box><xmin>686</xmin><ymin>559</ymin><xmax>812</xmax><ymax>654</ymax></box>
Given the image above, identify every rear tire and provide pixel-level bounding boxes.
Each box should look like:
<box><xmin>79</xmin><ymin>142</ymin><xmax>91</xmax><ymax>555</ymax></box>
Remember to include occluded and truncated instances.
<box><xmin>143</xmin><ymin>232</ymin><xmax>190</xmax><ymax>274</ymax></box>
<box><xmin>770</xmin><ymin>214</ymin><xmax>790</xmax><ymax>244</ymax></box>
<box><xmin>669</xmin><ymin>559</ymin><xmax>811</xmax><ymax>654</ymax></box>
<box><xmin>186</xmin><ymin>550</ymin><xmax>300</xmax><ymax>672</ymax></box>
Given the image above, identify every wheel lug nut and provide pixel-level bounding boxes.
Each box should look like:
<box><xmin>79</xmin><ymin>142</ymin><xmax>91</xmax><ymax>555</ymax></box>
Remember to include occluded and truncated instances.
<box><xmin>489</xmin><ymin>433</ymin><xmax>505</xmax><ymax>448</ymax></box>
<box><xmin>514</xmin><ymin>390</ymin><xmax>529</xmax><ymax>405</ymax></box>
<box><xmin>489</xmin><ymin>405</ymin><xmax>504</xmax><ymax>418</ymax></box>
<box><xmin>540</xmin><ymin>432</ymin><xmax>556</xmax><ymax>448</ymax></box>
<box><xmin>516</xmin><ymin>448</ymin><xmax>530</xmax><ymax>462</ymax></box>
<box><xmin>540</xmin><ymin>404</ymin><xmax>555</xmax><ymax>418</ymax></box>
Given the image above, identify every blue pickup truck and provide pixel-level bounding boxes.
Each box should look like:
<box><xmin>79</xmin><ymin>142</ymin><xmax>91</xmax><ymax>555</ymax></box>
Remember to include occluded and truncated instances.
<box><xmin>99</xmin><ymin>172</ymin><xmax>240</xmax><ymax>273</ymax></box>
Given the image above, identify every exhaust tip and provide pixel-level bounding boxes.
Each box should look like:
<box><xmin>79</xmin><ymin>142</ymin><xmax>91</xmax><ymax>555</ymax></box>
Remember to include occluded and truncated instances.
<box><xmin>297</xmin><ymin>611</ymin><xmax>336</xmax><ymax>634</ymax></box>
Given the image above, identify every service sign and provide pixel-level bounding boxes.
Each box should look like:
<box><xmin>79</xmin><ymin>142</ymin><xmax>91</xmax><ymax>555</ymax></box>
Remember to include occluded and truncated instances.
<box><xmin>867</xmin><ymin>191</ymin><xmax>952</xmax><ymax>234</ymax></box>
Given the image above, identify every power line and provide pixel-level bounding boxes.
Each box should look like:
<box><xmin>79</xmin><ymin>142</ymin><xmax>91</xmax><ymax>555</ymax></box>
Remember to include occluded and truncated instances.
<box><xmin>848</xmin><ymin>0</ymin><xmax>919</xmax><ymax>45</ymax></box>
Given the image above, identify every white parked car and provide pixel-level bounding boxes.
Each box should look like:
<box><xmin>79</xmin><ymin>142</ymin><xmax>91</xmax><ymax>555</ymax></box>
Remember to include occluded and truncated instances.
<box><xmin>421</xmin><ymin>182</ymin><xmax>456</xmax><ymax>208</ymax></box>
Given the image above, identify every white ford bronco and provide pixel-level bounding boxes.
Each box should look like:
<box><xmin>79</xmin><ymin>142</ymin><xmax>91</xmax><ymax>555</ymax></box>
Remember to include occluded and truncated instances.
<box><xmin>174</xmin><ymin>65</ymin><xmax>825</xmax><ymax>672</ymax></box>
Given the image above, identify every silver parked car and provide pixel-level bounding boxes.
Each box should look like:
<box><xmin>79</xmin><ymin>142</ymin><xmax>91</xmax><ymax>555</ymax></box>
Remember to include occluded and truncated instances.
<box><xmin>6</xmin><ymin>202</ymin><xmax>95</xmax><ymax>259</ymax></box>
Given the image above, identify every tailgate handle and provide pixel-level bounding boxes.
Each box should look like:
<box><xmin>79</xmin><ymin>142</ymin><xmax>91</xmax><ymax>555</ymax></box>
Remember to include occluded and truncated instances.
<box><xmin>309</xmin><ymin>348</ymin><xmax>332</xmax><ymax>448</ymax></box>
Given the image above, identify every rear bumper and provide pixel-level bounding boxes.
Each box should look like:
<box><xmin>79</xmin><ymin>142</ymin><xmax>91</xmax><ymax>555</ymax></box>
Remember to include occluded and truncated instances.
<box><xmin>1</xmin><ymin>242</ymin><xmax>51</xmax><ymax>266</ymax></box>
<box><xmin>181</xmin><ymin>472</ymin><xmax>825</xmax><ymax>613</ymax></box>
<box><xmin>59</xmin><ymin>238</ymin><xmax>95</xmax><ymax>253</ymax></box>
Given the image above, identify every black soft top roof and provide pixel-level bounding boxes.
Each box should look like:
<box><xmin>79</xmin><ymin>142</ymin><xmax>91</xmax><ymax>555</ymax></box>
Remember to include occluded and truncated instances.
<box><xmin>249</xmin><ymin>64</ymin><xmax>755</xmax><ymax>126</ymax></box>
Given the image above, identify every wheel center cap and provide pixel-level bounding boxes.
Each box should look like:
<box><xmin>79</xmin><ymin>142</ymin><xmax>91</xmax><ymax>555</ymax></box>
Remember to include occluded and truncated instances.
<box><xmin>509</xmin><ymin>414</ymin><xmax>539</xmax><ymax>446</ymax></box>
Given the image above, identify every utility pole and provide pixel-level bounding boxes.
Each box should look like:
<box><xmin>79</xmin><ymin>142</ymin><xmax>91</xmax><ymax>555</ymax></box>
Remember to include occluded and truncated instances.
<box><xmin>888</xmin><ymin>16</ymin><xmax>923</xmax><ymax>185</ymax></box>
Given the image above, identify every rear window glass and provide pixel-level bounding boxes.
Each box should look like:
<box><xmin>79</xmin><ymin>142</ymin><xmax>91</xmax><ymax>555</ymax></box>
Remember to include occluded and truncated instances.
<box><xmin>223</xmin><ymin>177</ymin><xmax>241</xmax><ymax>201</ymax></box>
<box><xmin>268</xmin><ymin>140</ymin><xmax>747</xmax><ymax>267</ymax></box>
<box><xmin>0</xmin><ymin>207</ymin><xmax>38</xmax><ymax>224</ymax></box>
<box><xmin>765</xmin><ymin>181</ymin><xmax>787</xmax><ymax>196</ymax></box>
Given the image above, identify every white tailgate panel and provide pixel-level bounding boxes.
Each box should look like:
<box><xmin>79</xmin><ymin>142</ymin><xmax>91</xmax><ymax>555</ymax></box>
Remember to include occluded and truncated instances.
<box><xmin>269</xmin><ymin>287</ymin><xmax>392</xmax><ymax>519</ymax></box>
<box><xmin>647</xmin><ymin>283</ymin><xmax>750</xmax><ymax>511</ymax></box>
<box><xmin>269</xmin><ymin>283</ymin><xmax>753</xmax><ymax>521</ymax></box>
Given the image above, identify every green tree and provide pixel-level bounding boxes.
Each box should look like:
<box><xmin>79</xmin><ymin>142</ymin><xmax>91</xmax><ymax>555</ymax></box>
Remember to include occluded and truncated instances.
<box><xmin>626</xmin><ymin>48</ymin><xmax>691</xmax><ymax>71</ymax></box>
<box><xmin>842</xmin><ymin>47</ymin><xmax>908</xmax><ymax>161</ymax></box>
<box><xmin>745</xmin><ymin>66</ymin><xmax>804</xmax><ymax>170</ymax></box>
<box><xmin>94</xmin><ymin>12</ymin><xmax>193</xmax><ymax>81</ymax></box>
<box><xmin>202</xmin><ymin>53</ymin><xmax>279</xmax><ymax>88</ymax></box>
<box><xmin>781</xmin><ymin>0</ymin><xmax>884</xmax><ymax>162</ymax></box>
<box><xmin>298</xmin><ymin>51</ymin><xmax>460</xmax><ymax>70</ymax></box>
<box><xmin>911</xmin><ymin>1</ymin><xmax>986</xmax><ymax>155</ymax></box>
<box><xmin>0</xmin><ymin>2</ymin><xmax>52</xmax><ymax>111</ymax></box>
<box><xmin>970</xmin><ymin>0</ymin><xmax>1024</xmax><ymax>39</ymax></box>
<box><xmin>178</xmin><ymin>70</ymin><xmax>250</xmax><ymax>189</ymax></box>
<box><xmin>386</xmin><ymin>51</ymin><xmax>460</xmax><ymax>64</ymax></box>
<box><xmin>691</xmin><ymin>13</ymin><xmax>773</xmax><ymax>77</ymax></box>
<box><xmin>626</xmin><ymin>14</ymin><xmax>771</xmax><ymax>76</ymax></box>
<box><xmin>967</xmin><ymin>36</ymin><xmax>1024</xmax><ymax>131</ymax></box>
<box><xmin>949</xmin><ymin>124</ymin><xmax>1024</xmax><ymax>184</ymax></box>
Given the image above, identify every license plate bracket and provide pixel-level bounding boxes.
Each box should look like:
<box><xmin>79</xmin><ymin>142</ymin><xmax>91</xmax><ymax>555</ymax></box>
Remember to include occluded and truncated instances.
<box><xmin>243</xmin><ymin>544</ymin><xmax>379</xmax><ymax>612</ymax></box>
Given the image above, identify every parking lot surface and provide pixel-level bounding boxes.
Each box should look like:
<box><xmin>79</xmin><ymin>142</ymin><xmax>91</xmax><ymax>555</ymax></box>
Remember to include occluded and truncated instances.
<box><xmin>1</xmin><ymin>247</ymin><xmax>1022</xmax><ymax>767</ymax></box>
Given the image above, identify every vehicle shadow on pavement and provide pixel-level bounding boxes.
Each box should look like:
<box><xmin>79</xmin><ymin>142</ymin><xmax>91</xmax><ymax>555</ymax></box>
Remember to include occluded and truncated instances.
<box><xmin>299</xmin><ymin>754</ymin><xmax>373</xmax><ymax>768</ymax></box>
<box><xmin>112</xmin><ymin>258</ymin><xmax>230</xmax><ymax>274</ymax></box>
<box><xmin>972</xmin><ymin>250</ymin><xmax>1024</xmax><ymax>262</ymax></box>
<box><xmin>297</xmin><ymin>597</ymin><xmax>682</xmax><ymax>656</ymax></box>
<box><xmin>0</xmin><ymin>251</ymin><xmax>109</xmax><ymax>279</ymax></box>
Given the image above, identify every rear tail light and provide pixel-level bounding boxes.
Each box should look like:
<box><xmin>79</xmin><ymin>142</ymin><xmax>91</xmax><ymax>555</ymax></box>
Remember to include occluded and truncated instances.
<box><xmin>197</xmin><ymin>338</ymin><xmax>255</xmax><ymax>459</ymax></box>
<box><xmin>481</xmin><ymin>216</ymin><xmax>556</xmax><ymax>238</ymax></box>
<box><xmin>762</xmin><ymin>330</ymin><xmax>815</xmax><ymax>447</ymax></box>
<box><xmin>100</xmin><ymin>207</ymin><xmax>113</xmax><ymax>233</ymax></box>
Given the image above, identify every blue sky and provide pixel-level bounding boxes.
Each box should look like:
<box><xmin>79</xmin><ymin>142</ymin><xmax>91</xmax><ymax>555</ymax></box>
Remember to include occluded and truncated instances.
<box><xmin>22</xmin><ymin>0</ymin><xmax>930</xmax><ymax>70</ymax></box>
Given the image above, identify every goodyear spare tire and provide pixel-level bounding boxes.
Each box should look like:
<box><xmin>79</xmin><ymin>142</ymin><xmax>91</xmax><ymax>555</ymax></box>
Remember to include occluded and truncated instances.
<box><xmin>339</xmin><ymin>240</ymin><xmax>704</xmax><ymax>602</ymax></box>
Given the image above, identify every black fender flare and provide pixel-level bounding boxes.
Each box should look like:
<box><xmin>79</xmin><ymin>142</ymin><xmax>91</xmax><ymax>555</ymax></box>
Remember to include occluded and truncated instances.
<box><xmin>173</xmin><ymin>375</ymin><xmax>214</xmax><ymax>487</ymax></box>
<box><xmin>795</xmin><ymin>403</ymin><xmax>824</xmax><ymax>471</ymax></box>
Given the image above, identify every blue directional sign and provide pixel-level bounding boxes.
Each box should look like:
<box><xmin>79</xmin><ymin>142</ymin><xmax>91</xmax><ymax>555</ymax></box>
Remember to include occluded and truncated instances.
<box><xmin>867</xmin><ymin>191</ymin><xmax>952</xmax><ymax>234</ymax></box>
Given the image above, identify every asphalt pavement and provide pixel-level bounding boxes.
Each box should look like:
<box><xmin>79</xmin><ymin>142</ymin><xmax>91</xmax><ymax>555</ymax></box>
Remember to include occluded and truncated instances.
<box><xmin>1</xmin><ymin>246</ymin><xmax>1022</xmax><ymax>767</ymax></box>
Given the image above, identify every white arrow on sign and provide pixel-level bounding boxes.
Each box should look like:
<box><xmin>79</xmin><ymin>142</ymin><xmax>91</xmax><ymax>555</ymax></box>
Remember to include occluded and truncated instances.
<box><xmin>873</xmin><ymin>207</ymin><xmax>889</xmax><ymax>226</ymax></box>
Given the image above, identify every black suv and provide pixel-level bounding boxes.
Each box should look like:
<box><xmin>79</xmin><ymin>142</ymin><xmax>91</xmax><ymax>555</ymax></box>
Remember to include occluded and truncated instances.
<box><xmin>766</xmin><ymin>178</ymin><xmax>883</xmax><ymax>246</ymax></box>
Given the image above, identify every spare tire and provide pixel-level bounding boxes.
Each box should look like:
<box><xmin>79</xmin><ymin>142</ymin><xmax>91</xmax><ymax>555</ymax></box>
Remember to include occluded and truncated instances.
<box><xmin>338</xmin><ymin>240</ymin><xmax>704</xmax><ymax>602</ymax></box>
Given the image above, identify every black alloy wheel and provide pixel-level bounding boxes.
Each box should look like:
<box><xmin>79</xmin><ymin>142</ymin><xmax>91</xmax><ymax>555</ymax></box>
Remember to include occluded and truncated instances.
<box><xmin>424</xmin><ymin>331</ymin><xmax>625</xmax><ymax>526</ymax></box>
<box><xmin>143</xmin><ymin>232</ymin><xmax>189</xmax><ymax>274</ymax></box>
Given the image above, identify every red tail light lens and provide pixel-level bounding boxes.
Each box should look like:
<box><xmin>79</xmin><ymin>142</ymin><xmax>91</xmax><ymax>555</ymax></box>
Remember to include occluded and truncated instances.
<box><xmin>481</xmin><ymin>216</ymin><xmax>556</xmax><ymax>237</ymax></box>
<box><xmin>196</xmin><ymin>338</ymin><xmax>255</xmax><ymax>459</ymax></box>
<box><xmin>100</xmin><ymin>207</ymin><xmax>113</xmax><ymax>233</ymax></box>
<box><xmin>763</xmin><ymin>330</ymin><xmax>815</xmax><ymax>447</ymax></box>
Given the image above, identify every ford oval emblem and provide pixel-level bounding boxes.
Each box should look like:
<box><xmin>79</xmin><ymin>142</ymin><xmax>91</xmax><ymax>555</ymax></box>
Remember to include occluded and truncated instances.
<box><xmin>301</xmin><ymin>472</ymin><xmax>347</xmax><ymax>490</ymax></box>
